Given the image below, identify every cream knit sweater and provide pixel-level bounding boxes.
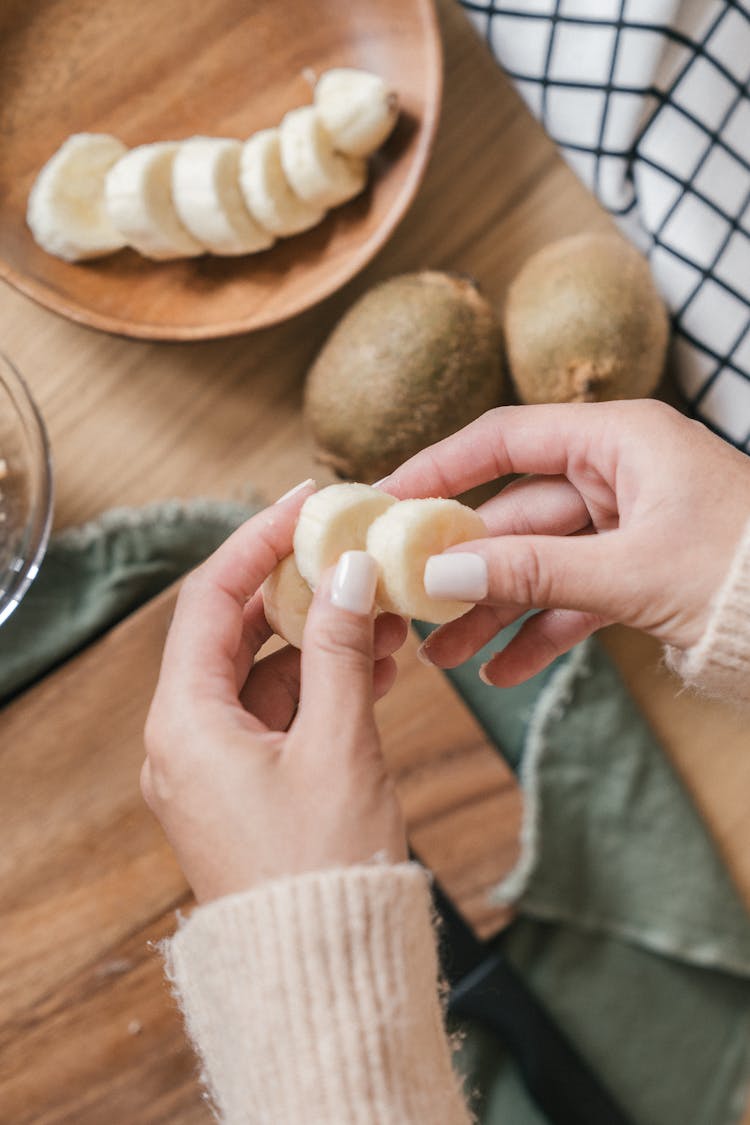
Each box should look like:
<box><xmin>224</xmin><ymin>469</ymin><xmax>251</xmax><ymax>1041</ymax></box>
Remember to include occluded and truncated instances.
<box><xmin>165</xmin><ymin>521</ymin><xmax>750</xmax><ymax>1125</ymax></box>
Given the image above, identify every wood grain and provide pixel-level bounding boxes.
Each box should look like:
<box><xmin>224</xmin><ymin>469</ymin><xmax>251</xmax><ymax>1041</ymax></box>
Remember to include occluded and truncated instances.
<box><xmin>601</xmin><ymin>626</ymin><xmax>750</xmax><ymax>909</ymax></box>
<box><xmin>0</xmin><ymin>586</ymin><xmax>519</xmax><ymax>1123</ymax></box>
<box><xmin>0</xmin><ymin>0</ymin><xmax>748</xmax><ymax>1121</ymax></box>
<box><xmin>0</xmin><ymin>0</ymin><xmax>441</xmax><ymax>338</ymax></box>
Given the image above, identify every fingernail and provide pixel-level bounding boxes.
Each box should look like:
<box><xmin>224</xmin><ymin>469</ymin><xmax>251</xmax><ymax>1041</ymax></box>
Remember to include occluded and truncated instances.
<box><xmin>417</xmin><ymin>640</ymin><xmax>435</xmax><ymax>666</ymax></box>
<box><xmin>424</xmin><ymin>553</ymin><xmax>488</xmax><ymax>602</ymax></box>
<box><xmin>372</xmin><ymin>477</ymin><xmax>388</xmax><ymax>487</ymax></box>
<box><xmin>331</xmin><ymin>551</ymin><xmax>378</xmax><ymax>615</ymax></box>
<box><xmin>478</xmin><ymin>660</ymin><xmax>494</xmax><ymax>685</ymax></box>
<box><xmin>275</xmin><ymin>478</ymin><xmax>315</xmax><ymax>504</ymax></box>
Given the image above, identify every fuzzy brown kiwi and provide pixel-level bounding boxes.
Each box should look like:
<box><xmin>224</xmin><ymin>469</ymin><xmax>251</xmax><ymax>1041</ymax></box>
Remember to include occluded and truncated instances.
<box><xmin>304</xmin><ymin>271</ymin><xmax>505</xmax><ymax>482</ymax></box>
<box><xmin>504</xmin><ymin>233</ymin><xmax>669</xmax><ymax>404</ymax></box>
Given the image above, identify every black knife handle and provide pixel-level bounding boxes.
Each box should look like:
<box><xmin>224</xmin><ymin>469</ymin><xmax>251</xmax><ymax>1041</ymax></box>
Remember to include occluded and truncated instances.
<box><xmin>449</xmin><ymin>951</ymin><xmax>635</xmax><ymax>1125</ymax></box>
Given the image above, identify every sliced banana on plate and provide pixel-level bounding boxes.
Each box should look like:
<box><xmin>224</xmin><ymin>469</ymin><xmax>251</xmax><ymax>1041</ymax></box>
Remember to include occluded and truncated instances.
<box><xmin>105</xmin><ymin>142</ymin><xmax>204</xmax><ymax>260</ymax></box>
<box><xmin>28</xmin><ymin>67</ymin><xmax>400</xmax><ymax>263</ymax></box>
<box><xmin>239</xmin><ymin>128</ymin><xmax>324</xmax><ymax>237</ymax></box>
<box><xmin>26</xmin><ymin>133</ymin><xmax>128</xmax><ymax>262</ymax></box>
<box><xmin>315</xmin><ymin>68</ymin><xmax>399</xmax><ymax>158</ymax></box>
<box><xmin>367</xmin><ymin>498</ymin><xmax>487</xmax><ymax>623</ymax></box>
<box><xmin>279</xmin><ymin>106</ymin><xmax>367</xmax><ymax>210</ymax></box>
<box><xmin>262</xmin><ymin>553</ymin><xmax>313</xmax><ymax>649</ymax></box>
<box><xmin>171</xmin><ymin>136</ymin><xmax>274</xmax><ymax>256</ymax></box>
<box><xmin>293</xmin><ymin>483</ymin><xmax>396</xmax><ymax>589</ymax></box>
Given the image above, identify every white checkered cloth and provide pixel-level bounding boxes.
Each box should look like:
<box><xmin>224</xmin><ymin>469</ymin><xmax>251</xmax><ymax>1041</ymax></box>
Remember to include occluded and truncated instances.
<box><xmin>460</xmin><ymin>0</ymin><xmax>750</xmax><ymax>450</ymax></box>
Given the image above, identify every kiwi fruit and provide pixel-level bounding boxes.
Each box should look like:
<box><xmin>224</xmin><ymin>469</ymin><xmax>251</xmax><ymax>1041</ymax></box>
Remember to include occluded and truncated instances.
<box><xmin>304</xmin><ymin>271</ymin><xmax>505</xmax><ymax>482</ymax></box>
<box><xmin>504</xmin><ymin>233</ymin><xmax>669</xmax><ymax>404</ymax></box>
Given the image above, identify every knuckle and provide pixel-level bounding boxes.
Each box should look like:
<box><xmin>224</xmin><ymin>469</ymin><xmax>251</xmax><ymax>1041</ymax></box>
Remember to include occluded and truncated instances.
<box><xmin>634</xmin><ymin>398</ymin><xmax>679</xmax><ymax>432</ymax></box>
<box><xmin>143</xmin><ymin>702</ymin><xmax>182</xmax><ymax>775</ymax></box>
<box><xmin>508</xmin><ymin>541</ymin><xmax>549</xmax><ymax>606</ymax></box>
<box><xmin>533</xmin><ymin>616</ymin><xmax>563</xmax><ymax>660</ymax></box>
<box><xmin>139</xmin><ymin>759</ymin><xmax>156</xmax><ymax>810</ymax></box>
<box><xmin>421</xmin><ymin>446</ymin><xmax>454</xmax><ymax>497</ymax></box>
<box><xmin>313</xmin><ymin>618</ymin><xmax>372</xmax><ymax>667</ymax></box>
<box><xmin>143</xmin><ymin>705</ymin><xmax>165</xmax><ymax>757</ymax></box>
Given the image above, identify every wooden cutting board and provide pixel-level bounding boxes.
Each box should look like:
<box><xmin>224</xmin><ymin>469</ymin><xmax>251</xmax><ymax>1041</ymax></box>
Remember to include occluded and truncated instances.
<box><xmin>0</xmin><ymin>584</ymin><xmax>521</xmax><ymax>1123</ymax></box>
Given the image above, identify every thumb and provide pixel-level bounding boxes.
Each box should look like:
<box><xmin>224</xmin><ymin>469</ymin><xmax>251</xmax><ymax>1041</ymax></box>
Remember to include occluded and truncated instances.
<box><xmin>295</xmin><ymin>551</ymin><xmax>379</xmax><ymax>738</ymax></box>
<box><xmin>426</xmin><ymin>532</ymin><xmax>628</xmax><ymax>620</ymax></box>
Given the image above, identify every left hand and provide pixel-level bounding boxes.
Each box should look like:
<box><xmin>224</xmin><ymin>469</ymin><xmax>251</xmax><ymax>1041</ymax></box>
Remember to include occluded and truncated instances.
<box><xmin>142</xmin><ymin>483</ymin><xmax>409</xmax><ymax>903</ymax></box>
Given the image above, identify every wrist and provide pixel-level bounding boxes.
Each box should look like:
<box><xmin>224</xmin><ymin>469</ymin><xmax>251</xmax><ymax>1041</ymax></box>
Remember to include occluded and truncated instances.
<box><xmin>664</xmin><ymin>517</ymin><xmax>750</xmax><ymax>704</ymax></box>
<box><xmin>163</xmin><ymin>864</ymin><xmax>470</xmax><ymax>1124</ymax></box>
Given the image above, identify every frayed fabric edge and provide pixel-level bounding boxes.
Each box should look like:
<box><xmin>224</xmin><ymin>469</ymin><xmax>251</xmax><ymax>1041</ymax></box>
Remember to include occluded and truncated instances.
<box><xmin>489</xmin><ymin>640</ymin><xmax>594</xmax><ymax>907</ymax></box>
<box><xmin>54</xmin><ymin>496</ymin><xmax>261</xmax><ymax>550</ymax></box>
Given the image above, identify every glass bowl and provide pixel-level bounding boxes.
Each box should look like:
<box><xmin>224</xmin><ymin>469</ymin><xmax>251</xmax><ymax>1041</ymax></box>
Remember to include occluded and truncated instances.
<box><xmin>0</xmin><ymin>353</ymin><xmax>53</xmax><ymax>625</ymax></box>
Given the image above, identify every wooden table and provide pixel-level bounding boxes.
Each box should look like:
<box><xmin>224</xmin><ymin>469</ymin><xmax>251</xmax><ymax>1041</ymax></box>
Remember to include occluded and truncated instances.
<box><xmin>1</xmin><ymin>3</ymin><xmax>748</xmax><ymax>1121</ymax></box>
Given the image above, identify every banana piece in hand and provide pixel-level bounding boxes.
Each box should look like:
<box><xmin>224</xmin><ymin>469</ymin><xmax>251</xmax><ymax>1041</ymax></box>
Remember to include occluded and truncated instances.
<box><xmin>239</xmin><ymin>128</ymin><xmax>324</xmax><ymax>237</ymax></box>
<box><xmin>315</xmin><ymin>68</ymin><xmax>399</xmax><ymax>157</ymax></box>
<box><xmin>171</xmin><ymin>137</ymin><xmax>274</xmax><ymax>256</ymax></box>
<box><xmin>294</xmin><ymin>483</ymin><xmax>396</xmax><ymax>589</ymax></box>
<box><xmin>367</xmin><ymin>498</ymin><xmax>487</xmax><ymax>623</ymax></box>
<box><xmin>265</xmin><ymin>483</ymin><xmax>395</xmax><ymax>647</ymax></box>
<box><xmin>279</xmin><ymin>106</ymin><xmax>367</xmax><ymax>210</ymax></box>
<box><xmin>26</xmin><ymin>133</ymin><xmax>128</xmax><ymax>261</ymax></box>
<box><xmin>105</xmin><ymin>142</ymin><xmax>204</xmax><ymax>260</ymax></box>
<box><xmin>262</xmin><ymin>553</ymin><xmax>313</xmax><ymax>649</ymax></box>
<box><xmin>268</xmin><ymin>487</ymin><xmax>485</xmax><ymax>644</ymax></box>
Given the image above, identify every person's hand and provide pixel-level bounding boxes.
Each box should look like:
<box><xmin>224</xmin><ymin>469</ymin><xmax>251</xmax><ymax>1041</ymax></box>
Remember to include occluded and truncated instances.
<box><xmin>142</xmin><ymin>482</ymin><xmax>409</xmax><ymax>904</ymax></box>
<box><xmin>379</xmin><ymin>400</ymin><xmax>750</xmax><ymax>686</ymax></box>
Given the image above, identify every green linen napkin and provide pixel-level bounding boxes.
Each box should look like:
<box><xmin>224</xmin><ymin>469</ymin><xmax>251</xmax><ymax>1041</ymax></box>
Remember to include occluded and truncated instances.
<box><xmin>2</xmin><ymin>503</ymin><xmax>749</xmax><ymax>1125</ymax></box>
<box><xmin>424</xmin><ymin>628</ymin><xmax>750</xmax><ymax>1125</ymax></box>
<box><xmin>0</xmin><ymin>499</ymin><xmax>257</xmax><ymax>704</ymax></box>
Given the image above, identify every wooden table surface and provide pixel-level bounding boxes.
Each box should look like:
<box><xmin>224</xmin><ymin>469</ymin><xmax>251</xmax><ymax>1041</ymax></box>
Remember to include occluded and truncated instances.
<box><xmin>1</xmin><ymin>2</ymin><xmax>749</xmax><ymax>1122</ymax></box>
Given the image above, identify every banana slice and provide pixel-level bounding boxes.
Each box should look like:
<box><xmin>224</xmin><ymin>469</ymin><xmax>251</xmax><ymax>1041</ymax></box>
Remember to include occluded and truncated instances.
<box><xmin>366</xmin><ymin>498</ymin><xmax>487</xmax><ymax>623</ymax></box>
<box><xmin>279</xmin><ymin>106</ymin><xmax>367</xmax><ymax>210</ymax></box>
<box><xmin>239</xmin><ymin>128</ymin><xmax>324</xmax><ymax>238</ymax></box>
<box><xmin>315</xmin><ymin>68</ymin><xmax>399</xmax><ymax>158</ymax></box>
<box><xmin>263</xmin><ymin>553</ymin><xmax>313</xmax><ymax>648</ymax></box>
<box><xmin>105</xmin><ymin>142</ymin><xmax>203</xmax><ymax>260</ymax></box>
<box><xmin>171</xmin><ymin>136</ymin><xmax>274</xmax><ymax>256</ymax></box>
<box><xmin>293</xmin><ymin>483</ymin><xmax>396</xmax><ymax>589</ymax></box>
<box><xmin>27</xmin><ymin>133</ymin><xmax>128</xmax><ymax>261</ymax></box>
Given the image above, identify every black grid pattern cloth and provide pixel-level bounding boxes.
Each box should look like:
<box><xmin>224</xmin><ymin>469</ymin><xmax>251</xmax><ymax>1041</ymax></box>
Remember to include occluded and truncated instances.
<box><xmin>460</xmin><ymin>0</ymin><xmax>750</xmax><ymax>450</ymax></box>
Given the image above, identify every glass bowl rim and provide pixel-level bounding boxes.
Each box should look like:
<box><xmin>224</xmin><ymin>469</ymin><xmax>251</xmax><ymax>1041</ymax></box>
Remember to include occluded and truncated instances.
<box><xmin>0</xmin><ymin>351</ymin><xmax>54</xmax><ymax>626</ymax></box>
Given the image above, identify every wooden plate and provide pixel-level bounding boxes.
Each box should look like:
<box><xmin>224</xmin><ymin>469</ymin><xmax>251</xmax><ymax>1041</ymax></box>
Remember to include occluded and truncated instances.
<box><xmin>0</xmin><ymin>0</ymin><xmax>442</xmax><ymax>340</ymax></box>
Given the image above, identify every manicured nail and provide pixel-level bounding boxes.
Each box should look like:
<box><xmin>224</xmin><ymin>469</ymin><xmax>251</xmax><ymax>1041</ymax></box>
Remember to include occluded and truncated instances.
<box><xmin>372</xmin><ymin>477</ymin><xmax>389</xmax><ymax>488</ymax></box>
<box><xmin>417</xmin><ymin>640</ymin><xmax>435</xmax><ymax>666</ymax></box>
<box><xmin>478</xmin><ymin>660</ymin><xmax>494</xmax><ymax>685</ymax></box>
<box><xmin>424</xmin><ymin>553</ymin><xmax>488</xmax><ymax>602</ymax></box>
<box><xmin>331</xmin><ymin>551</ymin><xmax>378</xmax><ymax>615</ymax></box>
<box><xmin>276</xmin><ymin>478</ymin><xmax>315</xmax><ymax>503</ymax></box>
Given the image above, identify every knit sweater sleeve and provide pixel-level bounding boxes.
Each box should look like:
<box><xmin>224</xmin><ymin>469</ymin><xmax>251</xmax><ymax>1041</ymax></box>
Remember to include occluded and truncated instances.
<box><xmin>664</xmin><ymin>517</ymin><xmax>750</xmax><ymax>705</ymax></box>
<box><xmin>163</xmin><ymin>862</ymin><xmax>472</xmax><ymax>1125</ymax></box>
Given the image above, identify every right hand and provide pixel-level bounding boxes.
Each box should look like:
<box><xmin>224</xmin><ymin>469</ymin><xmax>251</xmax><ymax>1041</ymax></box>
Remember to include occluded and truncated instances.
<box><xmin>379</xmin><ymin>400</ymin><xmax>750</xmax><ymax>686</ymax></box>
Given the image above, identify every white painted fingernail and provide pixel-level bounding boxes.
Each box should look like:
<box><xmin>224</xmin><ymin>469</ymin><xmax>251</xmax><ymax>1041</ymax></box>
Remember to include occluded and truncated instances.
<box><xmin>478</xmin><ymin>660</ymin><xmax>494</xmax><ymax>685</ymax></box>
<box><xmin>331</xmin><ymin>551</ymin><xmax>378</xmax><ymax>615</ymax></box>
<box><xmin>275</xmin><ymin>478</ymin><xmax>315</xmax><ymax>503</ymax></box>
<box><xmin>424</xmin><ymin>553</ymin><xmax>488</xmax><ymax>602</ymax></box>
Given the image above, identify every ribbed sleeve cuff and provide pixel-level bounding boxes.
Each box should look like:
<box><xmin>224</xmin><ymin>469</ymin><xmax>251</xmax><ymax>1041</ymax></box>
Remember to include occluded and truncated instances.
<box><xmin>163</xmin><ymin>864</ymin><xmax>471</xmax><ymax>1125</ymax></box>
<box><xmin>665</xmin><ymin>518</ymin><xmax>750</xmax><ymax>706</ymax></box>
